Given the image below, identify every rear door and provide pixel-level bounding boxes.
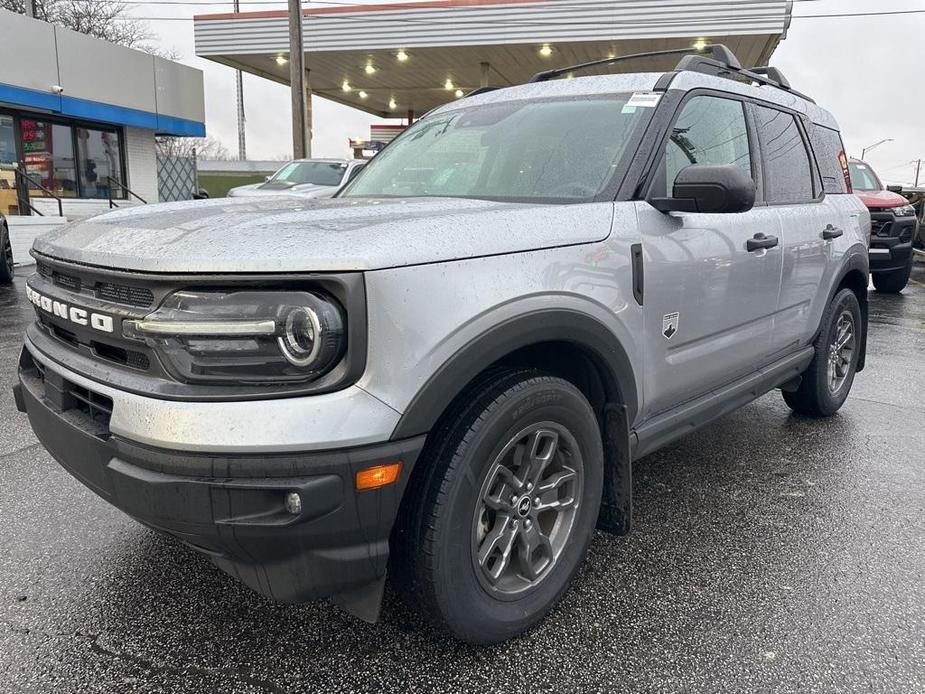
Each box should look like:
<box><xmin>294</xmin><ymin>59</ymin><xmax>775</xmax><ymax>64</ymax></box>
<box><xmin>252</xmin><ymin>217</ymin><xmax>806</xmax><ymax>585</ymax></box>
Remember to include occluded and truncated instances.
<box><xmin>750</xmin><ymin>104</ymin><xmax>843</xmax><ymax>355</ymax></box>
<box><xmin>636</xmin><ymin>92</ymin><xmax>783</xmax><ymax>420</ymax></box>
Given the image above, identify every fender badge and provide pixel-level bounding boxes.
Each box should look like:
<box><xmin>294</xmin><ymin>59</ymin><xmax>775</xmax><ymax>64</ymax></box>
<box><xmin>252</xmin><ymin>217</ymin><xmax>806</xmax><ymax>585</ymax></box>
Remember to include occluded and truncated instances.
<box><xmin>662</xmin><ymin>312</ymin><xmax>679</xmax><ymax>340</ymax></box>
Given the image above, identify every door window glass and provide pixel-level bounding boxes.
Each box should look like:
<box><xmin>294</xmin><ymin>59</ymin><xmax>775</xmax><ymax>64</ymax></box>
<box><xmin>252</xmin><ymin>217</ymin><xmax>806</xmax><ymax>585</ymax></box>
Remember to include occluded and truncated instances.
<box><xmin>76</xmin><ymin>127</ymin><xmax>123</xmax><ymax>199</ymax></box>
<box><xmin>754</xmin><ymin>105</ymin><xmax>814</xmax><ymax>203</ymax></box>
<box><xmin>658</xmin><ymin>95</ymin><xmax>752</xmax><ymax>196</ymax></box>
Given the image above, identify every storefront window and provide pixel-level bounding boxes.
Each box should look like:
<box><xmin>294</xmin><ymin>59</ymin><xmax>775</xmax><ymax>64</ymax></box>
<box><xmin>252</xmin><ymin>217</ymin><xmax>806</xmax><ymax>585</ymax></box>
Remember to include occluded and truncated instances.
<box><xmin>21</xmin><ymin>119</ymin><xmax>78</xmax><ymax>198</ymax></box>
<box><xmin>0</xmin><ymin>115</ymin><xmax>15</xmax><ymax>165</ymax></box>
<box><xmin>76</xmin><ymin>127</ymin><xmax>123</xmax><ymax>199</ymax></box>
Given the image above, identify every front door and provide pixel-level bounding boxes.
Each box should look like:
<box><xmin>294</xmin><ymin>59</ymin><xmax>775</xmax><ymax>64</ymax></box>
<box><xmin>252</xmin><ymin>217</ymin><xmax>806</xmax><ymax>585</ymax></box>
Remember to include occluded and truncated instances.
<box><xmin>636</xmin><ymin>93</ymin><xmax>783</xmax><ymax>420</ymax></box>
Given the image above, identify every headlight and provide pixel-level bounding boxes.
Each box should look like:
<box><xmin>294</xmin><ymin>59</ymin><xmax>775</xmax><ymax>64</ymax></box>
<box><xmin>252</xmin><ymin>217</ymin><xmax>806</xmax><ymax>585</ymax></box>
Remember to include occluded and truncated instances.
<box><xmin>892</xmin><ymin>204</ymin><xmax>916</xmax><ymax>218</ymax></box>
<box><xmin>123</xmin><ymin>290</ymin><xmax>345</xmax><ymax>384</ymax></box>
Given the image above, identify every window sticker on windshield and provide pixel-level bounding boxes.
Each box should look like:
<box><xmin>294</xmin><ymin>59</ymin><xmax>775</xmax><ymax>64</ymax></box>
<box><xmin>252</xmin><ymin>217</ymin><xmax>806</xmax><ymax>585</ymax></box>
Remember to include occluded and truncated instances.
<box><xmin>626</xmin><ymin>92</ymin><xmax>661</xmax><ymax>108</ymax></box>
<box><xmin>621</xmin><ymin>105</ymin><xmax>637</xmax><ymax>114</ymax></box>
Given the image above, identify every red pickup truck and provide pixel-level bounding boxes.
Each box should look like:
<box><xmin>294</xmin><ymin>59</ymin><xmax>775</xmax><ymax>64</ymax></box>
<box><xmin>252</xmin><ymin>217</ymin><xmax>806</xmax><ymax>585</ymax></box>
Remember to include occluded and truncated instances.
<box><xmin>848</xmin><ymin>158</ymin><xmax>918</xmax><ymax>293</ymax></box>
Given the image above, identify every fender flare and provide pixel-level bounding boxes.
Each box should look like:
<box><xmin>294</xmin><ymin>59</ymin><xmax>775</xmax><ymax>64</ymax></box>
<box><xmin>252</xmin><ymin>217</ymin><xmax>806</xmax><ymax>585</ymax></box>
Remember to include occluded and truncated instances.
<box><xmin>389</xmin><ymin>309</ymin><xmax>639</xmax><ymax>440</ymax></box>
<box><xmin>829</xmin><ymin>248</ymin><xmax>869</xmax><ymax>371</ymax></box>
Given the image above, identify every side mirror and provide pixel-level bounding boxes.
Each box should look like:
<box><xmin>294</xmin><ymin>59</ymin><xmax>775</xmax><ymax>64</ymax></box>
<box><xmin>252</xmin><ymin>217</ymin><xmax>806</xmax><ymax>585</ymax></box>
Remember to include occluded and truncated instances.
<box><xmin>192</xmin><ymin>188</ymin><xmax>209</xmax><ymax>200</ymax></box>
<box><xmin>265</xmin><ymin>175</ymin><xmax>271</xmax><ymax>182</ymax></box>
<box><xmin>887</xmin><ymin>184</ymin><xmax>903</xmax><ymax>194</ymax></box>
<box><xmin>651</xmin><ymin>164</ymin><xmax>756</xmax><ymax>214</ymax></box>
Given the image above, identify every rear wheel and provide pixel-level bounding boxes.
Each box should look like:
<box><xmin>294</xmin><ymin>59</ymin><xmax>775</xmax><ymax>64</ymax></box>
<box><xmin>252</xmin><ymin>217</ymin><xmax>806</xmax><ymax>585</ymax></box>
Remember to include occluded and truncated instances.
<box><xmin>871</xmin><ymin>258</ymin><xmax>913</xmax><ymax>294</ymax></box>
<box><xmin>396</xmin><ymin>370</ymin><xmax>603</xmax><ymax>644</ymax></box>
<box><xmin>783</xmin><ymin>288</ymin><xmax>862</xmax><ymax>417</ymax></box>
<box><xmin>0</xmin><ymin>224</ymin><xmax>13</xmax><ymax>285</ymax></box>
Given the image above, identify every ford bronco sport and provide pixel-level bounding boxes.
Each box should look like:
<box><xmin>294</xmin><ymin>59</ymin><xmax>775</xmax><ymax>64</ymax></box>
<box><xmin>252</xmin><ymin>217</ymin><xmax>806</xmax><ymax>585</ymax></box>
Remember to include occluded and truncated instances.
<box><xmin>14</xmin><ymin>46</ymin><xmax>870</xmax><ymax>644</ymax></box>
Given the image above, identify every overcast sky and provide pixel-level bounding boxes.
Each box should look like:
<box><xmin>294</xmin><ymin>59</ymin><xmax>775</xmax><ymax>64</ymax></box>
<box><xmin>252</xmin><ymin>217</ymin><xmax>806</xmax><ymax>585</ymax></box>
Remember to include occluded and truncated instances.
<box><xmin>131</xmin><ymin>0</ymin><xmax>925</xmax><ymax>185</ymax></box>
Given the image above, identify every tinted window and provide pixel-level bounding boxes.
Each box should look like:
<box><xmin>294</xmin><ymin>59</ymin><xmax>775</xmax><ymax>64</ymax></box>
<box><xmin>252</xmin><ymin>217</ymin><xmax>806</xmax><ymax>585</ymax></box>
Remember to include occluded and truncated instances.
<box><xmin>657</xmin><ymin>95</ymin><xmax>752</xmax><ymax>196</ymax></box>
<box><xmin>343</xmin><ymin>95</ymin><xmax>652</xmax><ymax>203</ymax></box>
<box><xmin>754</xmin><ymin>105</ymin><xmax>814</xmax><ymax>203</ymax></box>
<box><xmin>811</xmin><ymin>124</ymin><xmax>848</xmax><ymax>194</ymax></box>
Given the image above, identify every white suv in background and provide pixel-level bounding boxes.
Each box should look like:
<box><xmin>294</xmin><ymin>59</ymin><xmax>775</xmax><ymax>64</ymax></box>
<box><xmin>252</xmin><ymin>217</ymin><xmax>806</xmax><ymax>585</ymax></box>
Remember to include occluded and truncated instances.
<box><xmin>227</xmin><ymin>158</ymin><xmax>366</xmax><ymax>198</ymax></box>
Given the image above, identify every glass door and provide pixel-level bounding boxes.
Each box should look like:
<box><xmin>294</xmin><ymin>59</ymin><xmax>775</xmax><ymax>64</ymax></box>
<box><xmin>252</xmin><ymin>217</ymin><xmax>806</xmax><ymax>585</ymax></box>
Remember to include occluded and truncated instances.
<box><xmin>0</xmin><ymin>114</ymin><xmax>20</xmax><ymax>214</ymax></box>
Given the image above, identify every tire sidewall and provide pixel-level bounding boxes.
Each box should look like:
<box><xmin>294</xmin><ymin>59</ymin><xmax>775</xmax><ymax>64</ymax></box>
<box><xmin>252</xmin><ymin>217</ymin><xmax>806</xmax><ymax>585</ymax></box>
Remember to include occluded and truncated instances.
<box><xmin>813</xmin><ymin>288</ymin><xmax>862</xmax><ymax>413</ymax></box>
<box><xmin>431</xmin><ymin>379</ymin><xmax>603</xmax><ymax>642</ymax></box>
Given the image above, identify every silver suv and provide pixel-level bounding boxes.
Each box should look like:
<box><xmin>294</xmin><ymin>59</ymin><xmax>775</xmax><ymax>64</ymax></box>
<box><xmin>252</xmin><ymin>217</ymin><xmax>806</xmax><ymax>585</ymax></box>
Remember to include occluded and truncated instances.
<box><xmin>14</xmin><ymin>46</ymin><xmax>870</xmax><ymax>644</ymax></box>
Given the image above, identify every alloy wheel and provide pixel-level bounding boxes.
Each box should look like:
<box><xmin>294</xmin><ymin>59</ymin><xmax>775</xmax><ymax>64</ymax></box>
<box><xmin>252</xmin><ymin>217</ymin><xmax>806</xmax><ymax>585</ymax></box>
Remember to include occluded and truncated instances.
<box><xmin>827</xmin><ymin>309</ymin><xmax>855</xmax><ymax>393</ymax></box>
<box><xmin>471</xmin><ymin>422</ymin><xmax>583</xmax><ymax>597</ymax></box>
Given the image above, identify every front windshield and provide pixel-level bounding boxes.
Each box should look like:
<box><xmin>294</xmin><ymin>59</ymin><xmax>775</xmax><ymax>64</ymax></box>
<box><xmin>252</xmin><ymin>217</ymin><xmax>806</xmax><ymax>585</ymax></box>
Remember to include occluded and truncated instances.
<box><xmin>848</xmin><ymin>161</ymin><xmax>882</xmax><ymax>192</ymax></box>
<box><xmin>269</xmin><ymin>161</ymin><xmax>347</xmax><ymax>186</ymax></box>
<box><xmin>341</xmin><ymin>94</ymin><xmax>652</xmax><ymax>203</ymax></box>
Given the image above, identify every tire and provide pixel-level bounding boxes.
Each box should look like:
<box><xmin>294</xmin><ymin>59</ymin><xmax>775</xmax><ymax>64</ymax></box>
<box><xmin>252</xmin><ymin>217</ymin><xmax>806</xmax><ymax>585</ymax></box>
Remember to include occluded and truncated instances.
<box><xmin>871</xmin><ymin>258</ymin><xmax>913</xmax><ymax>294</ymax></box>
<box><xmin>783</xmin><ymin>288</ymin><xmax>862</xmax><ymax>417</ymax></box>
<box><xmin>0</xmin><ymin>224</ymin><xmax>13</xmax><ymax>285</ymax></box>
<box><xmin>395</xmin><ymin>369</ymin><xmax>603</xmax><ymax>644</ymax></box>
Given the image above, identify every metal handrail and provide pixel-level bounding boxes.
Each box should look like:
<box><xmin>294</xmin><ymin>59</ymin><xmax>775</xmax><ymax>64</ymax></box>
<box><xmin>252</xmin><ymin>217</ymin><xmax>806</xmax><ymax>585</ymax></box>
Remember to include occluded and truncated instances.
<box><xmin>7</xmin><ymin>165</ymin><xmax>64</xmax><ymax>217</ymax></box>
<box><xmin>106</xmin><ymin>176</ymin><xmax>147</xmax><ymax>209</ymax></box>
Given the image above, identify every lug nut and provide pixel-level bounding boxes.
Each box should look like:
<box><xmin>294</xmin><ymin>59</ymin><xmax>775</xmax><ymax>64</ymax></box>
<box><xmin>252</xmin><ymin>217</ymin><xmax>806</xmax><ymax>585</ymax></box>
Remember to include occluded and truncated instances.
<box><xmin>285</xmin><ymin>491</ymin><xmax>302</xmax><ymax>515</ymax></box>
<box><xmin>526</xmin><ymin>482</ymin><xmax>534</xmax><ymax>491</ymax></box>
<box><xmin>534</xmin><ymin>497</ymin><xmax>541</xmax><ymax>506</ymax></box>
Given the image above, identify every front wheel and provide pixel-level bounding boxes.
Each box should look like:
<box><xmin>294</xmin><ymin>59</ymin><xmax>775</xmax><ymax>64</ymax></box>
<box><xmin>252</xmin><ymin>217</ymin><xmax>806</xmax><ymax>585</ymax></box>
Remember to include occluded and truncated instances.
<box><xmin>396</xmin><ymin>370</ymin><xmax>603</xmax><ymax>644</ymax></box>
<box><xmin>783</xmin><ymin>288</ymin><xmax>862</xmax><ymax>417</ymax></box>
<box><xmin>871</xmin><ymin>258</ymin><xmax>913</xmax><ymax>294</ymax></box>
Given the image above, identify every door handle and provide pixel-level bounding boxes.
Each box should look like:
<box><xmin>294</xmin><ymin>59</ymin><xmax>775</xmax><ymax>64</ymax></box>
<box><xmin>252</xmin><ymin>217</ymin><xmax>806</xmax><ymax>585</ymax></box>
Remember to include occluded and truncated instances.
<box><xmin>822</xmin><ymin>224</ymin><xmax>844</xmax><ymax>240</ymax></box>
<box><xmin>746</xmin><ymin>233</ymin><xmax>779</xmax><ymax>252</ymax></box>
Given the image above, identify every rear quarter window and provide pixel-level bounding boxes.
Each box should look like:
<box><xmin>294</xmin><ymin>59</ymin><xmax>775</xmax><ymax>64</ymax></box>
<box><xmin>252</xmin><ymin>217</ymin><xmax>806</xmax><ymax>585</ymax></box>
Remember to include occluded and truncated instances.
<box><xmin>810</xmin><ymin>124</ymin><xmax>849</xmax><ymax>194</ymax></box>
<box><xmin>753</xmin><ymin>104</ymin><xmax>815</xmax><ymax>204</ymax></box>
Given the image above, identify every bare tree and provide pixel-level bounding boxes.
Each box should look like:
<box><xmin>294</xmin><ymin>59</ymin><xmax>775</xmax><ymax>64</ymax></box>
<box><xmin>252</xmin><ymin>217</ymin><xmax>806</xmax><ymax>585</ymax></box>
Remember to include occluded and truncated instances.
<box><xmin>1</xmin><ymin>0</ymin><xmax>163</xmax><ymax>53</ymax></box>
<box><xmin>156</xmin><ymin>136</ymin><xmax>230</xmax><ymax>161</ymax></box>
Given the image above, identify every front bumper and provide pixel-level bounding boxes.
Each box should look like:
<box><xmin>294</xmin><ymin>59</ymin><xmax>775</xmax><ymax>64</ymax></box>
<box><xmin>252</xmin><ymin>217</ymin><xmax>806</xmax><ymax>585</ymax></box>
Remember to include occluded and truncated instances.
<box><xmin>15</xmin><ymin>346</ymin><xmax>425</xmax><ymax>608</ymax></box>
<box><xmin>869</xmin><ymin>211</ymin><xmax>917</xmax><ymax>273</ymax></box>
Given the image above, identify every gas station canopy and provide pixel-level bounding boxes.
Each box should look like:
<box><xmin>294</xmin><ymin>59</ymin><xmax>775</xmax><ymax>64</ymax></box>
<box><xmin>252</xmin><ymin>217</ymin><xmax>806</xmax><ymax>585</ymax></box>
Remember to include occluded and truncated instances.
<box><xmin>194</xmin><ymin>0</ymin><xmax>793</xmax><ymax>118</ymax></box>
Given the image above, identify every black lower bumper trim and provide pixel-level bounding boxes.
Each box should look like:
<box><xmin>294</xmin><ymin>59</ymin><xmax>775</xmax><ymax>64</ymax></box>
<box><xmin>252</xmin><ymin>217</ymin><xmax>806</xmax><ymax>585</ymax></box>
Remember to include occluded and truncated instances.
<box><xmin>16</xmin><ymin>355</ymin><xmax>425</xmax><ymax>604</ymax></box>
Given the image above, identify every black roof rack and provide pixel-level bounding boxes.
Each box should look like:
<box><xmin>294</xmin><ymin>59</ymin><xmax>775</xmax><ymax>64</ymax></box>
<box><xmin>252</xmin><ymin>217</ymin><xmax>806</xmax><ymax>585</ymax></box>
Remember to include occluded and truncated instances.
<box><xmin>527</xmin><ymin>43</ymin><xmax>815</xmax><ymax>104</ymax></box>
<box><xmin>529</xmin><ymin>44</ymin><xmax>738</xmax><ymax>83</ymax></box>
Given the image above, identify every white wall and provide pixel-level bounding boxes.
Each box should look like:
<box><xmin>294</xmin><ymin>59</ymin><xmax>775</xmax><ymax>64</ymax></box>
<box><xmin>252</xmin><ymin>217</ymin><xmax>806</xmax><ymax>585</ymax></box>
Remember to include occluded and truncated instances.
<box><xmin>7</xmin><ymin>216</ymin><xmax>68</xmax><ymax>266</ymax></box>
<box><xmin>125</xmin><ymin>127</ymin><xmax>160</xmax><ymax>204</ymax></box>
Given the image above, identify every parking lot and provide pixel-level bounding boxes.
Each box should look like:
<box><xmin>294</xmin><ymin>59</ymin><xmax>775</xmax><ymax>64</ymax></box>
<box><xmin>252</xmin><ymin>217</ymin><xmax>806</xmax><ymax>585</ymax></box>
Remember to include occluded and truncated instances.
<box><xmin>1</xmin><ymin>262</ymin><xmax>923</xmax><ymax>694</ymax></box>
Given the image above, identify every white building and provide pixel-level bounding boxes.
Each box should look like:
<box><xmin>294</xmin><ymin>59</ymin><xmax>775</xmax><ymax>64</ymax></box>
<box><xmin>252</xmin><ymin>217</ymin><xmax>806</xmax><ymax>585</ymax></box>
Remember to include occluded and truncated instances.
<box><xmin>0</xmin><ymin>10</ymin><xmax>206</xmax><ymax>264</ymax></box>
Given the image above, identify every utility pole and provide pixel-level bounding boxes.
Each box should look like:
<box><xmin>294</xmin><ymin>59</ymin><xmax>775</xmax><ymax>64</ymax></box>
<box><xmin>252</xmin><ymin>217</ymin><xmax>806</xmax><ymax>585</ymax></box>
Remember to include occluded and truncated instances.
<box><xmin>24</xmin><ymin>0</ymin><xmax>35</xmax><ymax>18</ymax></box>
<box><xmin>861</xmin><ymin>138</ymin><xmax>893</xmax><ymax>160</ymax></box>
<box><xmin>288</xmin><ymin>0</ymin><xmax>308</xmax><ymax>159</ymax></box>
<box><xmin>233</xmin><ymin>0</ymin><xmax>246</xmax><ymax>160</ymax></box>
<box><xmin>915</xmin><ymin>159</ymin><xmax>921</xmax><ymax>188</ymax></box>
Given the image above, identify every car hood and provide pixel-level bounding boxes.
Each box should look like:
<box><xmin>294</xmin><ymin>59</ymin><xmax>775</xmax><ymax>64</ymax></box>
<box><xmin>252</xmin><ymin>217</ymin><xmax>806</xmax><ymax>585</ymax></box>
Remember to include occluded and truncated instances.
<box><xmin>855</xmin><ymin>189</ymin><xmax>908</xmax><ymax>209</ymax></box>
<box><xmin>228</xmin><ymin>182</ymin><xmax>335</xmax><ymax>198</ymax></box>
<box><xmin>33</xmin><ymin>195</ymin><xmax>613</xmax><ymax>273</ymax></box>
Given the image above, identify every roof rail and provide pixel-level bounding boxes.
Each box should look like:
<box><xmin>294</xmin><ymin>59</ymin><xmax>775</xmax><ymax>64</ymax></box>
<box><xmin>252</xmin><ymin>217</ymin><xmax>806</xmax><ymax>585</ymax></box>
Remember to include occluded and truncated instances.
<box><xmin>529</xmin><ymin>44</ymin><xmax>736</xmax><ymax>83</ymax></box>
<box><xmin>529</xmin><ymin>43</ymin><xmax>815</xmax><ymax>105</ymax></box>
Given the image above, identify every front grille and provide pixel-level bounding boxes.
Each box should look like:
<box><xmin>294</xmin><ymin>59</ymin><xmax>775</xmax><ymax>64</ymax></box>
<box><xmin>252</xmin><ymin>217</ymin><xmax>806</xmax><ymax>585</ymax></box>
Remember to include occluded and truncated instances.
<box><xmin>53</xmin><ymin>271</ymin><xmax>82</xmax><ymax>293</ymax></box>
<box><xmin>96</xmin><ymin>282</ymin><xmax>154</xmax><ymax>308</ymax></box>
<box><xmin>24</xmin><ymin>353</ymin><xmax>112</xmax><ymax>434</ymax></box>
<box><xmin>67</xmin><ymin>383</ymin><xmax>114</xmax><ymax>429</ymax></box>
<box><xmin>92</xmin><ymin>341</ymin><xmax>151</xmax><ymax>370</ymax></box>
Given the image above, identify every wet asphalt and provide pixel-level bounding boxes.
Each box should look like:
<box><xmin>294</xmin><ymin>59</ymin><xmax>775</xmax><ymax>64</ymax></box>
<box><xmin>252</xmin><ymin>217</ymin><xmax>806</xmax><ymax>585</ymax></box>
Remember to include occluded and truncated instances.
<box><xmin>1</xmin><ymin>262</ymin><xmax>923</xmax><ymax>694</ymax></box>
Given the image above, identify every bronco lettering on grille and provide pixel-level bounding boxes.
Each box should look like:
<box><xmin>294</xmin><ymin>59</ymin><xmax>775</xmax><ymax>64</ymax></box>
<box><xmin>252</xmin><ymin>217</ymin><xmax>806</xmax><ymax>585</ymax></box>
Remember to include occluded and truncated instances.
<box><xmin>26</xmin><ymin>286</ymin><xmax>114</xmax><ymax>334</ymax></box>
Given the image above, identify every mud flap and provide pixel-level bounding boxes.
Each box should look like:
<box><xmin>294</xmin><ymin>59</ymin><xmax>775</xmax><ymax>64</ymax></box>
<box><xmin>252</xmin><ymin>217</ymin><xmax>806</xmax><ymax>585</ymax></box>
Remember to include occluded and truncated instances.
<box><xmin>597</xmin><ymin>403</ymin><xmax>632</xmax><ymax>536</ymax></box>
<box><xmin>330</xmin><ymin>574</ymin><xmax>387</xmax><ymax>623</ymax></box>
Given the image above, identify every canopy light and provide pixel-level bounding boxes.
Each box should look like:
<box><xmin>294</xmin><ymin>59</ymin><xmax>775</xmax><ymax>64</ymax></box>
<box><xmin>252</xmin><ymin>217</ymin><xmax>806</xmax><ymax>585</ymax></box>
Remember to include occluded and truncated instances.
<box><xmin>444</xmin><ymin>79</ymin><xmax>454</xmax><ymax>90</ymax></box>
<box><xmin>539</xmin><ymin>45</ymin><xmax>553</xmax><ymax>57</ymax></box>
<box><xmin>388</xmin><ymin>98</ymin><xmax>397</xmax><ymax>110</ymax></box>
<box><xmin>341</xmin><ymin>80</ymin><xmax>351</xmax><ymax>92</ymax></box>
<box><xmin>275</xmin><ymin>55</ymin><xmax>288</xmax><ymax>66</ymax></box>
<box><xmin>454</xmin><ymin>89</ymin><xmax>464</xmax><ymax>98</ymax></box>
<box><xmin>396</xmin><ymin>50</ymin><xmax>409</xmax><ymax>62</ymax></box>
<box><xmin>358</xmin><ymin>90</ymin><xmax>368</xmax><ymax>99</ymax></box>
<box><xmin>364</xmin><ymin>63</ymin><xmax>376</xmax><ymax>75</ymax></box>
